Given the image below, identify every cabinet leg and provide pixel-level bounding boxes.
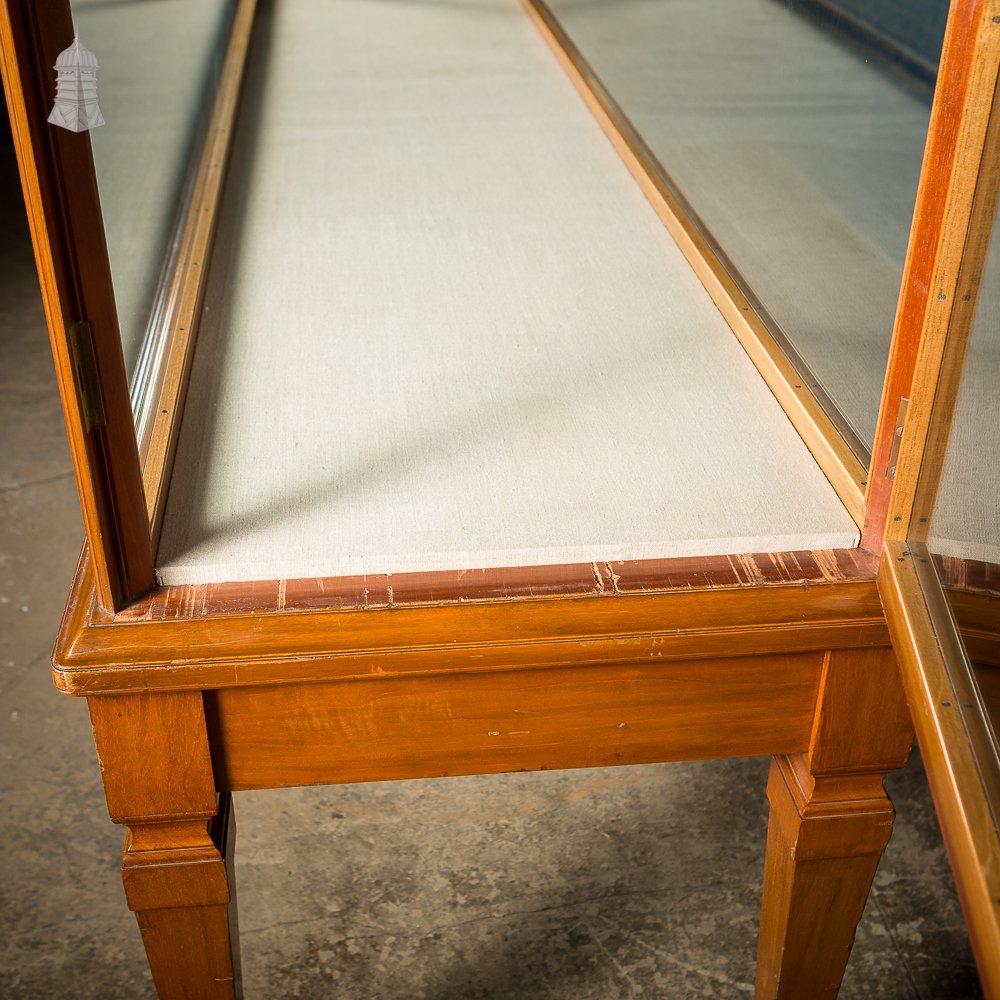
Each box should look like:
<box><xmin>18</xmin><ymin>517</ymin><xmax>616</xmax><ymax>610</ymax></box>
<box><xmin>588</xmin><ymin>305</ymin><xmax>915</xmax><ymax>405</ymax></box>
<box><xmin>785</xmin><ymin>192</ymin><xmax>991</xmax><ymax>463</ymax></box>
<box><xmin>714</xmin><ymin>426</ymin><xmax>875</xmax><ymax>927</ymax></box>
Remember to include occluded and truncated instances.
<box><xmin>125</xmin><ymin>791</ymin><xmax>241</xmax><ymax>999</ymax></box>
<box><xmin>755</xmin><ymin>755</ymin><xmax>894</xmax><ymax>998</ymax></box>
<box><xmin>89</xmin><ymin>693</ymin><xmax>242</xmax><ymax>999</ymax></box>
<box><xmin>755</xmin><ymin>648</ymin><xmax>914</xmax><ymax>999</ymax></box>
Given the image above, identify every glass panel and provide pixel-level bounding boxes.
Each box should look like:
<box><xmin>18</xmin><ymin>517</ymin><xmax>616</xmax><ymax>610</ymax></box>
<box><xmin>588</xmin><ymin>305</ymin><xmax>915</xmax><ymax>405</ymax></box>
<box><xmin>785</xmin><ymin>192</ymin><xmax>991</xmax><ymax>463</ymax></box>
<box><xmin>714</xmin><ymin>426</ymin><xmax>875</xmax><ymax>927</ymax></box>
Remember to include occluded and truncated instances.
<box><xmin>919</xmin><ymin>200</ymin><xmax>1000</xmax><ymax>776</ymax></box>
<box><xmin>69</xmin><ymin>0</ymin><xmax>237</xmax><ymax>383</ymax></box>
<box><xmin>546</xmin><ymin>0</ymin><xmax>949</xmax><ymax>453</ymax></box>
<box><xmin>907</xmin><ymin>95</ymin><xmax>1000</xmax><ymax>823</ymax></box>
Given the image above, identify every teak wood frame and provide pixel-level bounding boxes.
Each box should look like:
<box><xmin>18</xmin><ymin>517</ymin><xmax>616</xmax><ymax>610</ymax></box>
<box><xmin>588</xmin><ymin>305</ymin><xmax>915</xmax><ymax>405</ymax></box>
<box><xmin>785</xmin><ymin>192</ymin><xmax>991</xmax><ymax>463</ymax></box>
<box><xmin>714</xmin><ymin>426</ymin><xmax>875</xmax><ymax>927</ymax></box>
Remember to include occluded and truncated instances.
<box><xmin>3</xmin><ymin>0</ymin><xmax>996</xmax><ymax>996</ymax></box>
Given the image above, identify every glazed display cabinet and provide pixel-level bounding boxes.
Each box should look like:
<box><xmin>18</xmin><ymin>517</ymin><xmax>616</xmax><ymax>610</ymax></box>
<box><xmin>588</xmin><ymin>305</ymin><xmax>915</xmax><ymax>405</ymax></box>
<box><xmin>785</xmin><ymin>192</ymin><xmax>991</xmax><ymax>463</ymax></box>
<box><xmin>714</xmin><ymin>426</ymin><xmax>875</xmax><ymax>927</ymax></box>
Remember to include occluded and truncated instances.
<box><xmin>1</xmin><ymin>0</ymin><xmax>998</xmax><ymax>996</ymax></box>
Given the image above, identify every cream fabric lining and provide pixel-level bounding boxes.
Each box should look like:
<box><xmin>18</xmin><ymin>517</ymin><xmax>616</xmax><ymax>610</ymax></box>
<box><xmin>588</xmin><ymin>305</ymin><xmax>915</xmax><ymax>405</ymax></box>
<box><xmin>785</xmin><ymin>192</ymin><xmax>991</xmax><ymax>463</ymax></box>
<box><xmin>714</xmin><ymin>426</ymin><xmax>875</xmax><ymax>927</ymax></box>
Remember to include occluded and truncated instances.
<box><xmin>155</xmin><ymin>0</ymin><xmax>859</xmax><ymax>586</ymax></box>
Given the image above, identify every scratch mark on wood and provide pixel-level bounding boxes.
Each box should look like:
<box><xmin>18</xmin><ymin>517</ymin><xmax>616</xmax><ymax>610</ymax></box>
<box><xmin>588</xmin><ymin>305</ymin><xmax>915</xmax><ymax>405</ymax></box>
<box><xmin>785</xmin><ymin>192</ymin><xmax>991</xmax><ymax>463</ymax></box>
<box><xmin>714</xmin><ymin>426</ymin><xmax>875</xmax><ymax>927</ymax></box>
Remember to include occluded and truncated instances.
<box><xmin>106</xmin><ymin>548</ymin><xmax>877</xmax><ymax>623</ymax></box>
<box><xmin>812</xmin><ymin>550</ymin><xmax>842</xmax><ymax>584</ymax></box>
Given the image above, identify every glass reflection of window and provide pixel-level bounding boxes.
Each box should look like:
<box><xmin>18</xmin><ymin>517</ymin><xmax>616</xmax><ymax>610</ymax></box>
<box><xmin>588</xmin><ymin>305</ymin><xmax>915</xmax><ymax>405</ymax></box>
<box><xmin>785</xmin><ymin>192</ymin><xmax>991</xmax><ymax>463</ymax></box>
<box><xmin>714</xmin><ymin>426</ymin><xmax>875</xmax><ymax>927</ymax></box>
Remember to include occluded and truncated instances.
<box><xmin>70</xmin><ymin>0</ymin><xmax>237</xmax><ymax>382</ymax></box>
<box><xmin>921</xmin><ymin>189</ymin><xmax>1000</xmax><ymax>759</ymax></box>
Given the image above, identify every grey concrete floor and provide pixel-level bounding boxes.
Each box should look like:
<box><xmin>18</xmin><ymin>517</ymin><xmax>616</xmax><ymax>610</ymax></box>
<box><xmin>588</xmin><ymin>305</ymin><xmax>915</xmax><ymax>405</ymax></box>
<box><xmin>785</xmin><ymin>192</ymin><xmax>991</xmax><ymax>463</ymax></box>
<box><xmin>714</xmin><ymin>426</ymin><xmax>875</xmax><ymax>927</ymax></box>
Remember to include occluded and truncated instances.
<box><xmin>0</xmin><ymin>117</ymin><xmax>985</xmax><ymax>998</ymax></box>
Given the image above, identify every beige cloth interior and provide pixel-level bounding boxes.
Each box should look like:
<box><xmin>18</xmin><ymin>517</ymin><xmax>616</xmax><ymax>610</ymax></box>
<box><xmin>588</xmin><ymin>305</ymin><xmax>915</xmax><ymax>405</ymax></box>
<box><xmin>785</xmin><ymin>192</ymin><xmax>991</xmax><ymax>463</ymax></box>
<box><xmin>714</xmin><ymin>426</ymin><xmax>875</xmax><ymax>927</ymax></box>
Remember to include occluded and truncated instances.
<box><xmin>154</xmin><ymin>0</ymin><xmax>859</xmax><ymax>586</ymax></box>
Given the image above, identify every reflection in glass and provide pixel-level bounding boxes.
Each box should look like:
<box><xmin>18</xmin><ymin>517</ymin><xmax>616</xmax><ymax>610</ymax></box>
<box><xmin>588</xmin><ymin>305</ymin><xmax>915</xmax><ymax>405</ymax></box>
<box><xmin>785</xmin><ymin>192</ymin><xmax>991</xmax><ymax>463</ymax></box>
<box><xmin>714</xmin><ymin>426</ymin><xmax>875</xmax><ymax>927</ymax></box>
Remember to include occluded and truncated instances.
<box><xmin>70</xmin><ymin>0</ymin><xmax>236</xmax><ymax>382</ymax></box>
<box><xmin>547</xmin><ymin>0</ymin><xmax>948</xmax><ymax>451</ymax></box>
<box><xmin>922</xmin><ymin>199</ymin><xmax>1000</xmax><ymax>758</ymax></box>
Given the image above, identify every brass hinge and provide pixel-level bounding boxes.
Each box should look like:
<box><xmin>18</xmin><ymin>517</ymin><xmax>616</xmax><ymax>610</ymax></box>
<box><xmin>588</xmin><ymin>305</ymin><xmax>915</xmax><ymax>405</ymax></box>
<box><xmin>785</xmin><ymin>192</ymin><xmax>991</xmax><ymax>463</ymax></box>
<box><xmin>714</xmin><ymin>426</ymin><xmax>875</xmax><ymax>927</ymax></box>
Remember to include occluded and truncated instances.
<box><xmin>885</xmin><ymin>396</ymin><xmax>909</xmax><ymax>480</ymax></box>
<box><xmin>68</xmin><ymin>321</ymin><xmax>108</xmax><ymax>432</ymax></box>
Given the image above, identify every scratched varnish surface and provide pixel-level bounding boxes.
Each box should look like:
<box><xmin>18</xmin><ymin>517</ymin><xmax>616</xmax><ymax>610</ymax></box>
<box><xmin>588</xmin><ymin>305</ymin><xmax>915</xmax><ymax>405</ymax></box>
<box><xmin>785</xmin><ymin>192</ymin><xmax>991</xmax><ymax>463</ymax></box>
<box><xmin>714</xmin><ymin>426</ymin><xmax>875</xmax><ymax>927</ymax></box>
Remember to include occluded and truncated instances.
<box><xmin>118</xmin><ymin>549</ymin><xmax>877</xmax><ymax>621</ymax></box>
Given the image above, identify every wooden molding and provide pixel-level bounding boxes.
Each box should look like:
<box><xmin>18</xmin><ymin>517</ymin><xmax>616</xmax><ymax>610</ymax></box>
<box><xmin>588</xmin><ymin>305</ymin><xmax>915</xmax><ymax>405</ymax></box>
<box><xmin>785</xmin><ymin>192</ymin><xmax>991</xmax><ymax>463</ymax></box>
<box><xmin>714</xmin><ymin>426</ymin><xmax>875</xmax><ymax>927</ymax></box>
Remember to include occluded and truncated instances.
<box><xmin>136</xmin><ymin>0</ymin><xmax>257</xmax><ymax>549</ymax></box>
<box><xmin>52</xmin><ymin>546</ymin><xmax>885</xmax><ymax>695</ymax></box>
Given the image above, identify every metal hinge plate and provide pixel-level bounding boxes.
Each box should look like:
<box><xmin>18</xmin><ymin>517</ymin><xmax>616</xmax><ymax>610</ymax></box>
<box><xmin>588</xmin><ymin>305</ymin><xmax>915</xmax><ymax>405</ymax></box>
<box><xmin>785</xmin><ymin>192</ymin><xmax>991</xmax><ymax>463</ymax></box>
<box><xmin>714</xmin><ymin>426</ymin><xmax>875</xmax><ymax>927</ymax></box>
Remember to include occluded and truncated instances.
<box><xmin>885</xmin><ymin>396</ymin><xmax>909</xmax><ymax>480</ymax></box>
<box><xmin>68</xmin><ymin>321</ymin><xmax>108</xmax><ymax>432</ymax></box>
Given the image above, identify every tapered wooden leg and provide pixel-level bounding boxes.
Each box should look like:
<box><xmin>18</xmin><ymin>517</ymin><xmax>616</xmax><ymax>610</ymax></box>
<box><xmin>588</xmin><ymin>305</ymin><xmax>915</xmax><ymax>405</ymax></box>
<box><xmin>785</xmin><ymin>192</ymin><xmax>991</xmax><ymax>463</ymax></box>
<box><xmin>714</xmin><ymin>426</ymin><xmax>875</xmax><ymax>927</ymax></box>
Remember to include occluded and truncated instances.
<box><xmin>755</xmin><ymin>648</ymin><xmax>914</xmax><ymax>999</ymax></box>
<box><xmin>89</xmin><ymin>693</ymin><xmax>242</xmax><ymax>1000</ymax></box>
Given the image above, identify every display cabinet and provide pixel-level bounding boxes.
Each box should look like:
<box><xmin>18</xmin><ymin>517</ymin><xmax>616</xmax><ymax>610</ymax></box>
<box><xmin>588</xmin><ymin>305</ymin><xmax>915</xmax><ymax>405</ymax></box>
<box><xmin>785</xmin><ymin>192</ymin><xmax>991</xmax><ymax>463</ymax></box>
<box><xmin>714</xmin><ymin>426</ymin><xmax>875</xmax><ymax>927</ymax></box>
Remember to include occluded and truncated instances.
<box><xmin>1</xmin><ymin>0</ymin><xmax>997</xmax><ymax>996</ymax></box>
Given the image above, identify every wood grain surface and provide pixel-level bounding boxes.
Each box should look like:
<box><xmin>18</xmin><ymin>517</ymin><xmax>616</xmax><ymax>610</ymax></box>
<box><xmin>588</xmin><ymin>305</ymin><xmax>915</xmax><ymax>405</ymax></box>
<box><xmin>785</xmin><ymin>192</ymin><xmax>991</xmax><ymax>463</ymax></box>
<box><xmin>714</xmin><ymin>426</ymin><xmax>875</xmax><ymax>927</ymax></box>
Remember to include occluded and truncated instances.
<box><xmin>206</xmin><ymin>651</ymin><xmax>825</xmax><ymax>791</ymax></box>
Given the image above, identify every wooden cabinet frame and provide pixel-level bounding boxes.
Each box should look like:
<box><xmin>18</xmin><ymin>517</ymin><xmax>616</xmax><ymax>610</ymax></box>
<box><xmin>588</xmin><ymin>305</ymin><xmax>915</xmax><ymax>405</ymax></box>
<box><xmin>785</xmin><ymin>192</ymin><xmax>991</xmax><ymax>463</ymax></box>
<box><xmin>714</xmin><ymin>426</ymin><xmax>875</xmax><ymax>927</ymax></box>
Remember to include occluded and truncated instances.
<box><xmin>3</xmin><ymin>0</ymin><xmax>997</xmax><ymax>996</ymax></box>
<box><xmin>875</xmin><ymin>0</ymin><xmax>1000</xmax><ymax>990</ymax></box>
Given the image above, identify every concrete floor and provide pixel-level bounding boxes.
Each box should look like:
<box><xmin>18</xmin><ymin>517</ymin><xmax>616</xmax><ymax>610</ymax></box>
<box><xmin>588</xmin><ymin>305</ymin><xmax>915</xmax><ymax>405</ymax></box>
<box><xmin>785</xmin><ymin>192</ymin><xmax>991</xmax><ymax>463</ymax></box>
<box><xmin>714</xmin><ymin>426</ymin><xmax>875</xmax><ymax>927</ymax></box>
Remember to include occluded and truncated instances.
<box><xmin>0</xmin><ymin>119</ymin><xmax>986</xmax><ymax>999</ymax></box>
